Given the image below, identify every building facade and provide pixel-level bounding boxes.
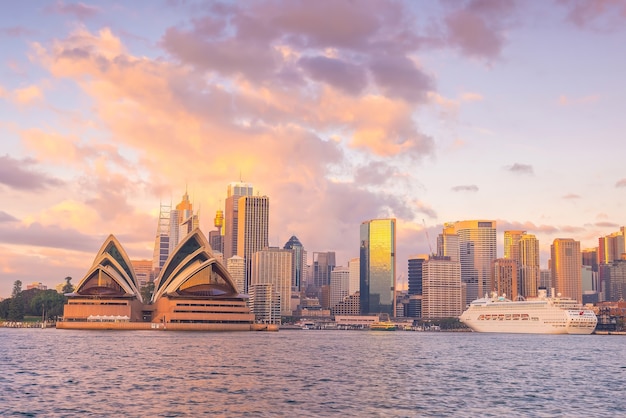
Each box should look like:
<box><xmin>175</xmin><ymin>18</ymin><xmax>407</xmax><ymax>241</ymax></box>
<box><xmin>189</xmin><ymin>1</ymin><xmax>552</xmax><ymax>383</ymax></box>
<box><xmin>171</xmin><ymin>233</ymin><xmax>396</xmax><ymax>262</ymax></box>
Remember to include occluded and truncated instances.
<box><xmin>421</xmin><ymin>257</ymin><xmax>462</xmax><ymax>319</ymax></box>
<box><xmin>359</xmin><ymin>218</ymin><xmax>396</xmax><ymax>316</ymax></box>
<box><xmin>443</xmin><ymin>220</ymin><xmax>497</xmax><ymax>305</ymax></box>
<box><xmin>237</xmin><ymin>194</ymin><xmax>269</xmax><ymax>292</ymax></box>
<box><xmin>550</xmin><ymin>238</ymin><xmax>582</xmax><ymax>302</ymax></box>
<box><xmin>251</xmin><ymin>247</ymin><xmax>292</xmax><ymax>316</ymax></box>
<box><xmin>223</xmin><ymin>182</ymin><xmax>253</xmax><ymax>260</ymax></box>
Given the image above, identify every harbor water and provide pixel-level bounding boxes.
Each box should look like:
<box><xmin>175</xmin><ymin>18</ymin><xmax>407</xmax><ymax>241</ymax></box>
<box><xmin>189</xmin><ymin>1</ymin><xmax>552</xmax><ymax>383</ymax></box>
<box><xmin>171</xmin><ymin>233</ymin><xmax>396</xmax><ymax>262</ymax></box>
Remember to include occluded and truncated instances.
<box><xmin>1</xmin><ymin>329</ymin><xmax>625</xmax><ymax>417</ymax></box>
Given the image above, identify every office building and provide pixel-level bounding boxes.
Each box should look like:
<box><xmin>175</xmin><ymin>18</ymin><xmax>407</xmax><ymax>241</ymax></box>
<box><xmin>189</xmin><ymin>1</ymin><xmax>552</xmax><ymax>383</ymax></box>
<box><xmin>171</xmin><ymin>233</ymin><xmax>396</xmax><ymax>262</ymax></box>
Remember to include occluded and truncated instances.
<box><xmin>550</xmin><ymin>238</ymin><xmax>582</xmax><ymax>302</ymax></box>
<box><xmin>251</xmin><ymin>247</ymin><xmax>292</xmax><ymax>316</ymax></box>
<box><xmin>312</xmin><ymin>252</ymin><xmax>336</xmax><ymax>288</ymax></box>
<box><xmin>223</xmin><ymin>182</ymin><xmax>253</xmax><ymax>260</ymax></box>
<box><xmin>237</xmin><ymin>195</ymin><xmax>269</xmax><ymax>292</ymax></box>
<box><xmin>360</xmin><ymin>218</ymin><xmax>396</xmax><ymax>316</ymax></box>
<box><xmin>348</xmin><ymin>257</ymin><xmax>360</xmax><ymax>296</ymax></box>
<box><xmin>284</xmin><ymin>235</ymin><xmax>307</xmax><ymax>292</ymax></box>
<box><xmin>226</xmin><ymin>255</ymin><xmax>245</xmax><ymax>294</ymax></box>
<box><xmin>492</xmin><ymin>258</ymin><xmax>518</xmax><ymax>300</ymax></box>
<box><xmin>330</xmin><ymin>266</ymin><xmax>350</xmax><ymax>309</ymax></box>
<box><xmin>421</xmin><ymin>256</ymin><xmax>462</xmax><ymax>319</ymax></box>
<box><xmin>443</xmin><ymin>220</ymin><xmax>497</xmax><ymax>304</ymax></box>
<box><xmin>519</xmin><ymin>234</ymin><xmax>540</xmax><ymax>298</ymax></box>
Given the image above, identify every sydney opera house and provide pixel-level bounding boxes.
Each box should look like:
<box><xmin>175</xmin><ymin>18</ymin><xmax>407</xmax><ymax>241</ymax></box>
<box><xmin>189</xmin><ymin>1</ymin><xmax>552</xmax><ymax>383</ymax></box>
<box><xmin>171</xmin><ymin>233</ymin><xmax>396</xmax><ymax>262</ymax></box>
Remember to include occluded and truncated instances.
<box><xmin>57</xmin><ymin>229</ymin><xmax>261</xmax><ymax>331</ymax></box>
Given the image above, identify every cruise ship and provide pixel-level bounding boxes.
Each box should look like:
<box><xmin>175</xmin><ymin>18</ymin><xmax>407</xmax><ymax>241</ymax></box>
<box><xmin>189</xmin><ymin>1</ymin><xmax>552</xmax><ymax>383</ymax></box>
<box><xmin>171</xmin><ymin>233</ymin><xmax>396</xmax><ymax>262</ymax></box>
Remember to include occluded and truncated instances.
<box><xmin>459</xmin><ymin>289</ymin><xmax>597</xmax><ymax>334</ymax></box>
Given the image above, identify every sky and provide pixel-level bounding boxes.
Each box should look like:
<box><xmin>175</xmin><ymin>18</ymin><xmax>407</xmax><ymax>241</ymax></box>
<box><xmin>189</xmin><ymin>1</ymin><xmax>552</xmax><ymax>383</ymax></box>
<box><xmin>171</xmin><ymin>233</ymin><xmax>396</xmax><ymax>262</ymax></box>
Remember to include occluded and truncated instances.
<box><xmin>1</xmin><ymin>0</ymin><xmax>626</xmax><ymax>298</ymax></box>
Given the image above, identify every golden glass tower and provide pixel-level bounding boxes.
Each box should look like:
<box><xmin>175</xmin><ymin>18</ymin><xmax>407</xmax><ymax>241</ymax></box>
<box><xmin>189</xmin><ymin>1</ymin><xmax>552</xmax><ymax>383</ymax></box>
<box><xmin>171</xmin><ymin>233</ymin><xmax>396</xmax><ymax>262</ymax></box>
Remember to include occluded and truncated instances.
<box><xmin>550</xmin><ymin>238</ymin><xmax>582</xmax><ymax>302</ymax></box>
<box><xmin>359</xmin><ymin>218</ymin><xmax>396</xmax><ymax>316</ymax></box>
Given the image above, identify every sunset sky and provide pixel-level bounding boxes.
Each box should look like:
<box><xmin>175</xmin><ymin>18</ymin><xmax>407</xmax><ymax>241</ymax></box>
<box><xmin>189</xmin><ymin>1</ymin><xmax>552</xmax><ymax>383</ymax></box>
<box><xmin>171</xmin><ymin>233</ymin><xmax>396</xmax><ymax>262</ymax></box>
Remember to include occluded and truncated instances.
<box><xmin>1</xmin><ymin>0</ymin><xmax>625</xmax><ymax>297</ymax></box>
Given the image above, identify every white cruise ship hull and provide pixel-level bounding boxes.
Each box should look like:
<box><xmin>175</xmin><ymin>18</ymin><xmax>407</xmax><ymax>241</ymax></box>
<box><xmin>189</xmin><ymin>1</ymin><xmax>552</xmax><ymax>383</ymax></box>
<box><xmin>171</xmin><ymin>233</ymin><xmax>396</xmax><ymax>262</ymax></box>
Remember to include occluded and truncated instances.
<box><xmin>459</xmin><ymin>293</ymin><xmax>597</xmax><ymax>335</ymax></box>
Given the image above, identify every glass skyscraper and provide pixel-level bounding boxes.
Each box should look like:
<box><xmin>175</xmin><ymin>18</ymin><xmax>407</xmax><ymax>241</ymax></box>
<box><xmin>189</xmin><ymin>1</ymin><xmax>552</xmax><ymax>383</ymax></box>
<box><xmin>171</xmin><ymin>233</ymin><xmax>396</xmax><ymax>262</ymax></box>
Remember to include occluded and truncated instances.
<box><xmin>360</xmin><ymin>218</ymin><xmax>396</xmax><ymax>316</ymax></box>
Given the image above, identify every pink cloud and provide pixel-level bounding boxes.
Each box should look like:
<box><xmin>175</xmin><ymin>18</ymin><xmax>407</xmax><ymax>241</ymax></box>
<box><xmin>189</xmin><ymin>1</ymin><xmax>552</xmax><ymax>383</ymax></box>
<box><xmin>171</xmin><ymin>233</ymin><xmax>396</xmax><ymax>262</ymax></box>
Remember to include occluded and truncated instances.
<box><xmin>0</xmin><ymin>154</ymin><xmax>64</xmax><ymax>191</ymax></box>
<box><xmin>443</xmin><ymin>0</ymin><xmax>517</xmax><ymax>61</ymax></box>
<box><xmin>44</xmin><ymin>1</ymin><xmax>100</xmax><ymax>19</ymax></box>
<box><xmin>558</xmin><ymin>0</ymin><xmax>626</xmax><ymax>31</ymax></box>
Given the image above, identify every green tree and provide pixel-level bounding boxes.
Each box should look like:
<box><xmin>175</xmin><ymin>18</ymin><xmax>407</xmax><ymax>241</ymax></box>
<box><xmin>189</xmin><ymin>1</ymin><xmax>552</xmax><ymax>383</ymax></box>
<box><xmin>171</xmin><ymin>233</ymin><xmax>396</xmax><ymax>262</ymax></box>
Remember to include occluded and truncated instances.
<box><xmin>11</xmin><ymin>280</ymin><xmax>22</xmax><ymax>298</ymax></box>
<box><xmin>0</xmin><ymin>298</ymin><xmax>10</xmax><ymax>319</ymax></box>
<box><xmin>8</xmin><ymin>297</ymin><xmax>24</xmax><ymax>321</ymax></box>
<box><xmin>62</xmin><ymin>276</ymin><xmax>74</xmax><ymax>294</ymax></box>
<box><xmin>140</xmin><ymin>281</ymin><xmax>154</xmax><ymax>303</ymax></box>
<box><xmin>31</xmin><ymin>290</ymin><xmax>66</xmax><ymax>320</ymax></box>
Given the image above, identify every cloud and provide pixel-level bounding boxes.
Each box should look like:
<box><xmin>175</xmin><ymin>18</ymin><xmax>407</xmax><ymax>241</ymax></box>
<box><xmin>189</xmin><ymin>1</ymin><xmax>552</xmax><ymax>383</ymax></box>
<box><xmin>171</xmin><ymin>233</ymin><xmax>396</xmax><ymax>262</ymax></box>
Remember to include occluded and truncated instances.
<box><xmin>558</xmin><ymin>0</ymin><xmax>626</xmax><ymax>31</ymax></box>
<box><xmin>443</xmin><ymin>0</ymin><xmax>517</xmax><ymax>61</ymax></box>
<box><xmin>0</xmin><ymin>222</ymin><xmax>103</xmax><ymax>252</ymax></box>
<box><xmin>12</xmin><ymin>85</ymin><xmax>44</xmax><ymax>104</ymax></box>
<box><xmin>0</xmin><ymin>154</ymin><xmax>64</xmax><ymax>191</ymax></box>
<box><xmin>595</xmin><ymin>221</ymin><xmax>619</xmax><ymax>228</ymax></box>
<box><xmin>44</xmin><ymin>1</ymin><xmax>100</xmax><ymax>19</ymax></box>
<box><xmin>298</xmin><ymin>55</ymin><xmax>368</xmax><ymax>95</ymax></box>
<box><xmin>558</xmin><ymin>94</ymin><xmax>600</xmax><ymax>106</ymax></box>
<box><xmin>0</xmin><ymin>211</ymin><xmax>19</xmax><ymax>223</ymax></box>
<box><xmin>506</xmin><ymin>163</ymin><xmax>534</xmax><ymax>175</ymax></box>
<box><xmin>562</xmin><ymin>193</ymin><xmax>581</xmax><ymax>199</ymax></box>
<box><xmin>0</xmin><ymin>26</ymin><xmax>36</xmax><ymax>38</ymax></box>
<box><xmin>451</xmin><ymin>184</ymin><xmax>479</xmax><ymax>192</ymax></box>
<box><xmin>615</xmin><ymin>178</ymin><xmax>626</xmax><ymax>188</ymax></box>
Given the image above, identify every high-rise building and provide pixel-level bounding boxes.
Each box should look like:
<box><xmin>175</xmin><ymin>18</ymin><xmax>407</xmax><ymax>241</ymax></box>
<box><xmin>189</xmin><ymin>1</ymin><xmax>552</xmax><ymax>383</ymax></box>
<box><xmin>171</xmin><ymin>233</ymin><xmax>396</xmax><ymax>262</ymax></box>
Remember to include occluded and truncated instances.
<box><xmin>251</xmin><ymin>247</ymin><xmax>292</xmax><ymax>316</ymax></box>
<box><xmin>504</xmin><ymin>230</ymin><xmax>525</xmax><ymax>261</ymax></box>
<box><xmin>550</xmin><ymin>238</ymin><xmax>582</xmax><ymax>302</ymax></box>
<box><xmin>284</xmin><ymin>235</ymin><xmax>307</xmax><ymax>292</ymax></box>
<box><xmin>437</xmin><ymin>232</ymin><xmax>460</xmax><ymax>262</ymax></box>
<box><xmin>519</xmin><ymin>234</ymin><xmax>540</xmax><ymax>297</ymax></box>
<box><xmin>348</xmin><ymin>257</ymin><xmax>360</xmax><ymax>296</ymax></box>
<box><xmin>226</xmin><ymin>255</ymin><xmax>245</xmax><ymax>294</ymax></box>
<box><xmin>599</xmin><ymin>228</ymin><xmax>625</xmax><ymax>264</ymax></box>
<box><xmin>131</xmin><ymin>259</ymin><xmax>152</xmax><ymax>288</ymax></box>
<box><xmin>539</xmin><ymin>269</ymin><xmax>551</xmax><ymax>294</ymax></box>
<box><xmin>208</xmin><ymin>209</ymin><xmax>224</xmax><ymax>256</ymax></box>
<box><xmin>169</xmin><ymin>190</ymin><xmax>198</xmax><ymax>254</ymax></box>
<box><xmin>421</xmin><ymin>256</ymin><xmax>462</xmax><ymax>319</ymax></box>
<box><xmin>330</xmin><ymin>266</ymin><xmax>350</xmax><ymax>310</ymax></box>
<box><xmin>237</xmin><ymin>195</ymin><xmax>269</xmax><ymax>292</ymax></box>
<box><xmin>493</xmin><ymin>258</ymin><xmax>518</xmax><ymax>300</ymax></box>
<box><xmin>152</xmin><ymin>202</ymin><xmax>171</xmax><ymax>274</ymax></box>
<box><xmin>443</xmin><ymin>220</ymin><xmax>497</xmax><ymax>304</ymax></box>
<box><xmin>223</xmin><ymin>182</ymin><xmax>253</xmax><ymax>260</ymax></box>
<box><xmin>606</xmin><ymin>260</ymin><xmax>626</xmax><ymax>301</ymax></box>
<box><xmin>249</xmin><ymin>283</ymin><xmax>280</xmax><ymax>324</ymax></box>
<box><xmin>312</xmin><ymin>252</ymin><xmax>336</xmax><ymax>288</ymax></box>
<box><xmin>407</xmin><ymin>255</ymin><xmax>427</xmax><ymax>318</ymax></box>
<box><xmin>360</xmin><ymin>218</ymin><xmax>396</xmax><ymax>316</ymax></box>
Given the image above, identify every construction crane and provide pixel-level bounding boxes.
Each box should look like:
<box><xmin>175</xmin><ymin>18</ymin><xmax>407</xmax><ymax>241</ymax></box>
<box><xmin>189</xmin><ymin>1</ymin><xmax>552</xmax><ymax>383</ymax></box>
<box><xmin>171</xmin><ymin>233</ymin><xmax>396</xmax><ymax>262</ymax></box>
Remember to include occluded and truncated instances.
<box><xmin>423</xmin><ymin>219</ymin><xmax>434</xmax><ymax>257</ymax></box>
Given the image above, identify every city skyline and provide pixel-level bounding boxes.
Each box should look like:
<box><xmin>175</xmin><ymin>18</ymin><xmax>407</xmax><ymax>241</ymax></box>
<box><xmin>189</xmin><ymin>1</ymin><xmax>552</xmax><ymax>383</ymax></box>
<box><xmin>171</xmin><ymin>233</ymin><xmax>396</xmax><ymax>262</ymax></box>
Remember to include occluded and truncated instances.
<box><xmin>2</xmin><ymin>1</ymin><xmax>626</xmax><ymax>297</ymax></box>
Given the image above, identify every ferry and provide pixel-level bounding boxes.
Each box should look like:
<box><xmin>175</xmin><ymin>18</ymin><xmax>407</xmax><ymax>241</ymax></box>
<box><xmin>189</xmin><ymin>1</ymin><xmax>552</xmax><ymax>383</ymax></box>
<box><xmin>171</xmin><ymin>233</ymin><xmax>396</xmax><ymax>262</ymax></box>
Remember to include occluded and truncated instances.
<box><xmin>369</xmin><ymin>313</ymin><xmax>397</xmax><ymax>331</ymax></box>
<box><xmin>459</xmin><ymin>289</ymin><xmax>597</xmax><ymax>334</ymax></box>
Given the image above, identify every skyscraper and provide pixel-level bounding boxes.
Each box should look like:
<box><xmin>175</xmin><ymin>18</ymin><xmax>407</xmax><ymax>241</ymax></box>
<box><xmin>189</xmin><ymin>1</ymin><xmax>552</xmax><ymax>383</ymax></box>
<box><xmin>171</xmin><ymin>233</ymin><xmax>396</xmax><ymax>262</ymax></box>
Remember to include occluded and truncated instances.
<box><xmin>360</xmin><ymin>218</ymin><xmax>396</xmax><ymax>316</ymax></box>
<box><xmin>226</xmin><ymin>255</ymin><xmax>245</xmax><ymax>294</ymax></box>
<box><xmin>407</xmin><ymin>255</ymin><xmax>427</xmax><ymax>318</ymax></box>
<box><xmin>152</xmin><ymin>202</ymin><xmax>171</xmax><ymax>274</ymax></box>
<box><xmin>504</xmin><ymin>230</ymin><xmax>525</xmax><ymax>261</ymax></box>
<box><xmin>443</xmin><ymin>220</ymin><xmax>497</xmax><ymax>304</ymax></box>
<box><xmin>550</xmin><ymin>238</ymin><xmax>582</xmax><ymax>302</ymax></box>
<box><xmin>421</xmin><ymin>256</ymin><xmax>462</xmax><ymax>319</ymax></box>
<box><xmin>493</xmin><ymin>258</ymin><xmax>518</xmax><ymax>300</ymax></box>
<box><xmin>223</xmin><ymin>182</ymin><xmax>253</xmax><ymax>260</ymax></box>
<box><xmin>330</xmin><ymin>266</ymin><xmax>350</xmax><ymax>310</ymax></box>
<box><xmin>284</xmin><ymin>235</ymin><xmax>306</xmax><ymax>292</ymax></box>
<box><xmin>237</xmin><ymin>194</ymin><xmax>269</xmax><ymax>292</ymax></box>
<box><xmin>169</xmin><ymin>190</ymin><xmax>199</xmax><ymax>254</ymax></box>
<box><xmin>312</xmin><ymin>252</ymin><xmax>336</xmax><ymax>288</ymax></box>
<box><xmin>519</xmin><ymin>234</ymin><xmax>540</xmax><ymax>297</ymax></box>
<box><xmin>251</xmin><ymin>247</ymin><xmax>292</xmax><ymax>316</ymax></box>
<box><xmin>348</xmin><ymin>257</ymin><xmax>360</xmax><ymax>296</ymax></box>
